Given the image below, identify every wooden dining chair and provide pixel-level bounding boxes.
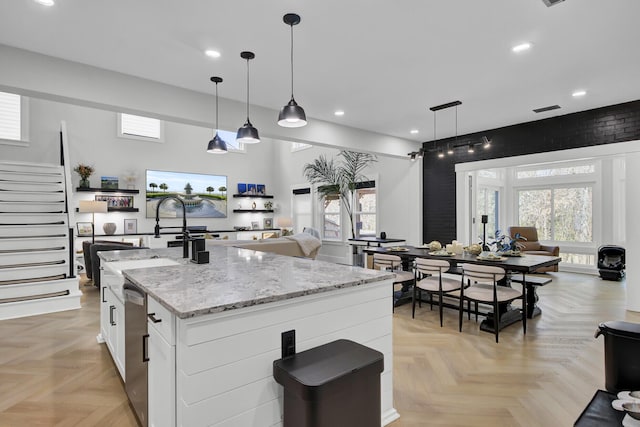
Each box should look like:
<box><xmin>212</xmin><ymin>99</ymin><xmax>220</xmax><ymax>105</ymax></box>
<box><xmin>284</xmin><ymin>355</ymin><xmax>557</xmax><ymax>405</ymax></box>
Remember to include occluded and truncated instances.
<box><xmin>413</xmin><ymin>258</ymin><xmax>461</xmax><ymax>326</ymax></box>
<box><xmin>459</xmin><ymin>263</ymin><xmax>526</xmax><ymax>343</ymax></box>
<box><xmin>373</xmin><ymin>253</ymin><xmax>415</xmax><ymax>312</ymax></box>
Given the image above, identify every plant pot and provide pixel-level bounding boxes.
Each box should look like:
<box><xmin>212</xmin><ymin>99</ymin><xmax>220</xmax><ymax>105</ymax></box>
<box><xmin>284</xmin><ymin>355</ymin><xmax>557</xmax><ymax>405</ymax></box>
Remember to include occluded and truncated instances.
<box><xmin>79</xmin><ymin>178</ymin><xmax>90</xmax><ymax>189</ymax></box>
<box><xmin>103</xmin><ymin>223</ymin><xmax>117</xmax><ymax>235</ymax></box>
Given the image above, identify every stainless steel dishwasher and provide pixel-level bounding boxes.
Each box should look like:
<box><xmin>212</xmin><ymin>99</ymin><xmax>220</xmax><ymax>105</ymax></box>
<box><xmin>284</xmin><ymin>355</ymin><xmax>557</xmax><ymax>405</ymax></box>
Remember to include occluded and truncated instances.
<box><xmin>123</xmin><ymin>280</ymin><xmax>148</xmax><ymax>427</ymax></box>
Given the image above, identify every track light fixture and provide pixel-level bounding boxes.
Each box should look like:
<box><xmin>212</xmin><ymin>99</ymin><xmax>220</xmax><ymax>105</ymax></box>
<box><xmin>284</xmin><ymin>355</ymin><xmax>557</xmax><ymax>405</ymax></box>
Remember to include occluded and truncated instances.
<box><xmin>417</xmin><ymin>149</ymin><xmax>424</xmax><ymax>159</ymax></box>
<box><xmin>482</xmin><ymin>136</ymin><xmax>491</xmax><ymax>149</ymax></box>
<box><xmin>237</xmin><ymin>51</ymin><xmax>260</xmax><ymax>144</ymax></box>
<box><xmin>467</xmin><ymin>143</ymin><xmax>475</xmax><ymax>153</ymax></box>
<box><xmin>278</xmin><ymin>13</ymin><xmax>307</xmax><ymax>127</ymax></box>
<box><xmin>206</xmin><ymin>76</ymin><xmax>227</xmax><ymax>154</ymax></box>
<box><xmin>410</xmin><ymin>153</ymin><xmax>417</xmax><ymax>161</ymax></box>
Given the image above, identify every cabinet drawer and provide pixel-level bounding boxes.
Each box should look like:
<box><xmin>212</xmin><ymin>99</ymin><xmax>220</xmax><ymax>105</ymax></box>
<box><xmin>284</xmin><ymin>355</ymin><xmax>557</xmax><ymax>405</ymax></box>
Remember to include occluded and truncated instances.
<box><xmin>147</xmin><ymin>297</ymin><xmax>175</xmax><ymax>345</ymax></box>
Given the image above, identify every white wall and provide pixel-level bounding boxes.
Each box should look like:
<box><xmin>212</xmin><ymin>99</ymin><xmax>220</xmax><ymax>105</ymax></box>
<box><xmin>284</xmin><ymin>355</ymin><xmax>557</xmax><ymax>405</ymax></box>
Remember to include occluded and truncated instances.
<box><xmin>272</xmin><ymin>142</ymin><xmax>421</xmax><ymax>263</ymax></box>
<box><xmin>0</xmin><ymin>44</ymin><xmax>420</xmax><ymax>158</ymax></box>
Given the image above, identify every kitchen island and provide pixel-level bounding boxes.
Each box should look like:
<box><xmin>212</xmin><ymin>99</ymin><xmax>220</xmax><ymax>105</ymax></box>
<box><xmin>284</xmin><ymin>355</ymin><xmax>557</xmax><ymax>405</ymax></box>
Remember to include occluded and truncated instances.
<box><xmin>98</xmin><ymin>246</ymin><xmax>397</xmax><ymax>427</ymax></box>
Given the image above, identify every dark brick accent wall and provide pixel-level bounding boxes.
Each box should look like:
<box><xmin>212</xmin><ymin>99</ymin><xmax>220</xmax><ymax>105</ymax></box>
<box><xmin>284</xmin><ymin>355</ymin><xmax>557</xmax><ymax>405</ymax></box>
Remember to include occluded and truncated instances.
<box><xmin>422</xmin><ymin>99</ymin><xmax>640</xmax><ymax>243</ymax></box>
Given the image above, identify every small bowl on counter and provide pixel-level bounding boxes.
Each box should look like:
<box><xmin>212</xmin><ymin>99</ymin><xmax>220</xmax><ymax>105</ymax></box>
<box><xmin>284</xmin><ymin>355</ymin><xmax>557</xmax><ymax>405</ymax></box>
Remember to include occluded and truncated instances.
<box><xmin>622</xmin><ymin>402</ymin><xmax>640</xmax><ymax>420</ymax></box>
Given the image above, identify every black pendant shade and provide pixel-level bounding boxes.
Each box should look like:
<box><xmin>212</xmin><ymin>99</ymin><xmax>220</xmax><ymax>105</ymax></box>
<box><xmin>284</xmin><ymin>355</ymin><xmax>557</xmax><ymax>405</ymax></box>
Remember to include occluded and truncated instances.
<box><xmin>277</xmin><ymin>13</ymin><xmax>307</xmax><ymax>128</ymax></box>
<box><xmin>207</xmin><ymin>76</ymin><xmax>227</xmax><ymax>154</ymax></box>
<box><xmin>237</xmin><ymin>51</ymin><xmax>260</xmax><ymax>144</ymax></box>
<box><xmin>278</xmin><ymin>97</ymin><xmax>307</xmax><ymax>127</ymax></box>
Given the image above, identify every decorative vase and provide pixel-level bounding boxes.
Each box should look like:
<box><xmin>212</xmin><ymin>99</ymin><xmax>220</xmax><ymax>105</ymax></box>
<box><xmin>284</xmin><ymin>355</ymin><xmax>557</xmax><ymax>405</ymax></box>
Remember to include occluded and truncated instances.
<box><xmin>252</xmin><ymin>202</ymin><xmax>257</xmax><ymax>210</ymax></box>
<box><xmin>103</xmin><ymin>222</ymin><xmax>117</xmax><ymax>235</ymax></box>
<box><xmin>79</xmin><ymin>178</ymin><xmax>90</xmax><ymax>189</ymax></box>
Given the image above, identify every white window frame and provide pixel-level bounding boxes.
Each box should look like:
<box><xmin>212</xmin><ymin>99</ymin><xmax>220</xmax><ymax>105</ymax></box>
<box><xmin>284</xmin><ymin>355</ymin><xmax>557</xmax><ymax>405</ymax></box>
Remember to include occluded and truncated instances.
<box><xmin>291</xmin><ymin>142</ymin><xmax>312</xmax><ymax>152</ymax></box>
<box><xmin>117</xmin><ymin>113</ymin><xmax>165</xmax><ymax>142</ymax></box>
<box><xmin>353</xmin><ymin>183</ymin><xmax>377</xmax><ymax>239</ymax></box>
<box><xmin>216</xmin><ymin>129</ymin><xmax>246</xmax><ymax>153</ymax></box>
<box><xmin>0</xmin><ymin>91</ymin><xmax>29</xmax><ymax>146</ymax></box>
<box><xmin>320</xmin><ymin>191</ymin><xmax>342</xmax><ymax>241</ymax></box>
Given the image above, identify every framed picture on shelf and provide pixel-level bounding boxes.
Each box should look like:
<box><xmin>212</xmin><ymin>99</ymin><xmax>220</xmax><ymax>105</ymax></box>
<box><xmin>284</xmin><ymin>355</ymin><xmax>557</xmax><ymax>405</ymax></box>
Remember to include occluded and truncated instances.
<box><xmin>237</xmin><ymin>183</ymin><xmax>247</xmax><ymax>194</ymax></box>
<box><xmin>247</xmin><ymin>183</ymin><xmax>257</xmax><ymax>194</ymax></box>
<box><xmin>101</xmin><ymin>176</ymin><xmax>119</xmax><ymax>189</ymax></box>
<box><xmin>251</xmin><ymin>221</ymin><xmax>260</xmax><ymax>230</ymax></box>
<box><xmin>95</xmin><ymin>195</ymin><xmax>134</xmax><ymax>208</ymax></box>
<box><xmin>261</xmin><ymin>231</ymin><xmax>277</xmax><ymax>239</ymax></box>
<box><xmin>263</xmin><ymin>217</ymin><xmax>273</xmax><ymax>229</ymax></box>
<box><xmin>124</xmin><ymin>218</ymin><xmax>137</xmax><ymax>234</ymax></box>
<box><xmin>257</xmin><ymin>184</ymin><xmax>265</xmax><ymax>195</ymax></box>
<box><xmin>76</xmin><ymin>222</ymin><xmax>93</xmax><ymax>237</ymax></box>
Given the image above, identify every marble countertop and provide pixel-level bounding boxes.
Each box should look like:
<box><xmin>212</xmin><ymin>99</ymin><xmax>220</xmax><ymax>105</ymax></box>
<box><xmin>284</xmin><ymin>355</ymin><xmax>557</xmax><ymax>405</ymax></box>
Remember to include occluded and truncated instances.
<box><xmin>100</xmin><ymin>246</ymin><xmax>393</xmax><ymax>319</ymax></box>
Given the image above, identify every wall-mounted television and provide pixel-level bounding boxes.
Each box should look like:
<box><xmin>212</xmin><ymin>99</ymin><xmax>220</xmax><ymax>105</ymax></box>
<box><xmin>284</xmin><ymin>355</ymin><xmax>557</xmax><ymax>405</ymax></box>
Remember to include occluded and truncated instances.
<box><xmin>146</xmin><ymin>169</ymin><xmax>227</xmax><ymax>218</ymax></box>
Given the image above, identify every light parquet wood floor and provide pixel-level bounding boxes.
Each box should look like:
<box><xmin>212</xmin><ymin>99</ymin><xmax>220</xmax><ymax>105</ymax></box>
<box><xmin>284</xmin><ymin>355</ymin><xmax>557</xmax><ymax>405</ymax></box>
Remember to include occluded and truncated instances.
<box><xmin>0</xmin><ymin>272</ymin><xmax>638</xmax><ymax>426</ymax></box>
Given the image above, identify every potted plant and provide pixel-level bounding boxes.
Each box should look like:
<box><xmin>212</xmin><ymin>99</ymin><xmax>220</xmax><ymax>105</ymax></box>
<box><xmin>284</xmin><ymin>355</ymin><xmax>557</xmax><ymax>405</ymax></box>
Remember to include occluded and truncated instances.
<box><xmin>74</xmin><ymin>164</ymin><xmax>94</xmax><ymax>189</ymax></box>
<box><xmin>303</xmin><ymin>150</ymin><xmax>377</xmax><ymax>238</ymax></box>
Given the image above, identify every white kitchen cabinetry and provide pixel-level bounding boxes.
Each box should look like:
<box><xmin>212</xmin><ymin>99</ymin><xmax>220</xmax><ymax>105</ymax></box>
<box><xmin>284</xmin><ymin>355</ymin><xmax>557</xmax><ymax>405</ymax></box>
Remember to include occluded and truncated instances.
<box><xmin>148</xmin><ymin>321</ymin><xmax>176</xmax><ymax>427</ymax></box>
<box><xmin>98</xmin><ymin>267</ymin><xmax>126</xmax><ymax>380</ymax></box>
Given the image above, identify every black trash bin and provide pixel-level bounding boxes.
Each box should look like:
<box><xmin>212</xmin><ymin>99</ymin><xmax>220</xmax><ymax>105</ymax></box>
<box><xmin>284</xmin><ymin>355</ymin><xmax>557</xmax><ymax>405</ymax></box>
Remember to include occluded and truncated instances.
<box><xmin>595</xmin><ymin>321</ymin><xmax>640</xmax><ymax>392</ymax></box>
<box><xmin>273</xmin><ymin>339</ymin><xmax>384</xmax><ymax>427</ymax></box>
<box><xmin>597</xmin><ymin>245</ymin><xmax>625</xmax><ymax>281</ymax></box>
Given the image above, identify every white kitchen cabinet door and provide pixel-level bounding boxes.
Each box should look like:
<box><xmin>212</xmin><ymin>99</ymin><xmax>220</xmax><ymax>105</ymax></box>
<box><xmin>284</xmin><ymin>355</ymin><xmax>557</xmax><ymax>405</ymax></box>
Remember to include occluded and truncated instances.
<box><xmin>148</xmin><ymin>321</ymin><xmax>176</xmax><ymax>427</ymax></box>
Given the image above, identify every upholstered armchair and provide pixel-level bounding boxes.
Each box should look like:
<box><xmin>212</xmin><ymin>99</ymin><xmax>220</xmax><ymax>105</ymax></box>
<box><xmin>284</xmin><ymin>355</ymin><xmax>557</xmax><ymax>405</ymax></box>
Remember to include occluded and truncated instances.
<box><xmin>507</xmin><ymin>226</ymin><xmax>559</xmax><ymax>272</ymax></box>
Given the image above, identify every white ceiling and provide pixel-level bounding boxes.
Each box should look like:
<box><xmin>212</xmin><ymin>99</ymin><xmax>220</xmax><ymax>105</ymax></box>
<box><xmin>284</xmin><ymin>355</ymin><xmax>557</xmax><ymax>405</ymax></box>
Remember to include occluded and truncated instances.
<box><xmin>1</xmin><ymin>0</ymin><xmax>639</xmax><ymax>142</ymax></box>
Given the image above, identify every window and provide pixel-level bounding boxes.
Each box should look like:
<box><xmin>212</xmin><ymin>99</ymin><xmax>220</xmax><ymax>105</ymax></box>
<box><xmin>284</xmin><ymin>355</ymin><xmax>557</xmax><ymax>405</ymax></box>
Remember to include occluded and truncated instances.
<box><xmin>322</xmin><ymin>193</ymin><xmax>341</xmax><ymax>240</ymax></box>
<box><xmin>291</xmin><ymin>142</ymin><xmax>311</xmax><ymax>152</ymax></box>
<box><xmin>216</xmin><ymin>129</ymin><xmax>245</xmax><ymax>152</ymax></box>
<box><xmin>0</xmin><ymin>91</ymin><xmax>27</xmax><ymax>143</ymax></box>
<box><xmin>517</xmin><ymin>186</ymin><xmax>593</xmax><ymax>242</ymax></box>
<box><xmin>477</xmin><ymin>186</ymin><xmax>499</xmax><ymax>241</ymax></box>
<box><xmin>354</xmin><ymin>183</ymin><xmax>376</xmax><ymax>238</ymax></box>
<box><xmin>516</xmin><ymin>164</ymin><xmax>595</xmax><ymax>179</ymax></box>
<box><xmin>118</xmin><ymin>113</ymin><xmax>163</xmax><ymax>141</ymax></box>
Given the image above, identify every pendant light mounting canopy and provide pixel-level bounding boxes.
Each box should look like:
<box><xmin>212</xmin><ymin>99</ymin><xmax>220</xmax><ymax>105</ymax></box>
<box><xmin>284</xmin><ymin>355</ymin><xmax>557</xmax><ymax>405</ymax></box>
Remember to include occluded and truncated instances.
<box><xmin>207</xmin><ymin>75</ymin><xmax>227</xmax><ymax>154</ymax></box>
<box><xmin>278</xmin><ymin>12</ymin><xmax>307</xmax><ymax>128</ymax></box>
<box><xmin>283</xmin><ymin>13</ymin><xmax>301</xmax><ymax>26</ymax></box>
<box><xmin>237</xmin><ymin>51</ymin><xmax>260</xmax><ymax>144</ymax></box>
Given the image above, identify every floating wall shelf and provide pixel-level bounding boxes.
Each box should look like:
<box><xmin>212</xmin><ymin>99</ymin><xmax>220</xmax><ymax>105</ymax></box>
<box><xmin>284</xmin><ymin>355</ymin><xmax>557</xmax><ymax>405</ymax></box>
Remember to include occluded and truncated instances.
<box><xmin>233</xmin><ymin>209</ymin><xmax>274</xmax><ymax>213</ymax></box>
<box><xmin>232</xmin><ymin>194</ymin><xmax>274</xmax><ymax>199</ymax></box>
<box><xmin>76</xmin><ymin>187</ymin><xmax>140</xmax><ymax>194</ymax></box>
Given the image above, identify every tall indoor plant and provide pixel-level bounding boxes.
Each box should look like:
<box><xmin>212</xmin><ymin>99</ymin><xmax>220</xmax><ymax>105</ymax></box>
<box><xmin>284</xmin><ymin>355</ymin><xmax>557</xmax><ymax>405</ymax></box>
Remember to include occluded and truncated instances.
<box><xmin>303</xmin><ymin>150</ymin><xmax>377</xmax><ymax>238</ymax></box>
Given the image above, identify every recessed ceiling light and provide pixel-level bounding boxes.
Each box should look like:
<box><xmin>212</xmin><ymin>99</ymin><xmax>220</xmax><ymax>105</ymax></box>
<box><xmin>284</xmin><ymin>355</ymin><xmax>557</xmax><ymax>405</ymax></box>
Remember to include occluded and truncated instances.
<box><xmin>205</xmin><ymin>50</ymin><xmax>221</xmax><ymax>58</ymax></box>
<box><xmin>35</xmin><ymin>0</ymin><xmax>55</xmax><ymax>5</ymax></box>
<box><xmin>512</xmin><ymin>43</ymin><xmax>532</xmax><ymax>53</ymax></box>
<box><xmin>572</xmin><ymin>90</ymin><xmax>587</xmax><ymax>97</ymax></box>
<box><xmin>410</xmin><ymin>129</ymin><xmax>419</xmax><ymax>134</ymax></box>
<box><xmin>334</xmin><ymin>110</ymin><xmax>345</xmax><ymax>116</ymax></box>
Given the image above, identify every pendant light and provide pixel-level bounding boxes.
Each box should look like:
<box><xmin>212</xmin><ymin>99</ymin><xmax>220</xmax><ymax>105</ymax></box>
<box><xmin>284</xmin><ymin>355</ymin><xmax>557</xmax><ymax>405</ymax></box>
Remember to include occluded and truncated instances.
<box><xmin>237</xmin><ymin>51</ymin><xmax>260</xmax><ymax>144</ymax></box>
<box><xmin>207</xmin><ymin>76</ymin><xmax>228</xmax><ymax>154</ymax></box>
<box><xmin>278</xmin><ymin>13</ymin><xmax>307</xmax><ymax>127</ymax></box>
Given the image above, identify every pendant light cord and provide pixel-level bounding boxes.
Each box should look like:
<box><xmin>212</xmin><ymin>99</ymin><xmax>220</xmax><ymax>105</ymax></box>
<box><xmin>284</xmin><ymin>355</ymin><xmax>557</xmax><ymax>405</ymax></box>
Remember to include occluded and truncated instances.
<box><xmin>246</xmin><ymin>58</ymin><xmax>250</xmax><ymax>121</ymax></box>
<box><xmin>290</xmin><ymin>23</ymin><xmax>294</xmax><ymax>98</ymax></box>
<box><xmin>215</xmin><ymin>82</ymin><xmax>219</xmax><ymax>131</ymax></box>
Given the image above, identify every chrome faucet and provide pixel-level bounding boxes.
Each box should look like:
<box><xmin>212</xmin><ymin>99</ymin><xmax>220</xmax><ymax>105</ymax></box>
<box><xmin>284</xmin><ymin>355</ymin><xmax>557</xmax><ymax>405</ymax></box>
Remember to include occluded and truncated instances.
<box><xmin>154</xmin><ymin>196</ymin><xmax>190</xmax><ymax>258</ymax></box>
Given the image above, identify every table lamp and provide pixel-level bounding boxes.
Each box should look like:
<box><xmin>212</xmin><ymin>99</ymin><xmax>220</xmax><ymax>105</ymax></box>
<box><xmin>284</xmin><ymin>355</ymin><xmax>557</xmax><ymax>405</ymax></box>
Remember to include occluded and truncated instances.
<box><xmin>79</xmin><ymin>200</ymin><xmax>108</xmax><ymax>243</ymax></box>
<box><xmin>277</xmin><ymin>217</ymin><xmax>293</xmax><ymax>236</ymax></box>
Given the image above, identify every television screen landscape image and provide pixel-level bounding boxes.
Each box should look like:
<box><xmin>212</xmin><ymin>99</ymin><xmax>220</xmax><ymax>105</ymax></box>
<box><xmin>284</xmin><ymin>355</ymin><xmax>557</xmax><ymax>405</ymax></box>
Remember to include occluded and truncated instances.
<box><xmin>146</xmin><ymin>169</ymin><xmax>227</xmax><ymax>218</ymax></box>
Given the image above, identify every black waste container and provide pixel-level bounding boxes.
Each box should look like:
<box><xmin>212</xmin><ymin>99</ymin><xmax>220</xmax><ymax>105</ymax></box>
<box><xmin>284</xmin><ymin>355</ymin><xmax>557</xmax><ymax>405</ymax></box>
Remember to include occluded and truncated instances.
<box><xmin>273</xmin><ymin>339</ymin><xmax>384</xmax><ymax>427</ymax></box>
<box><xmin>595</xmin><ymin>321</ymin><xmax>640</xmax><ymax>392</ymax></box>
<box><xmin>597</xmin><ymin>245</ymin><xmax>625</xmax><ymax>281</ymax></box>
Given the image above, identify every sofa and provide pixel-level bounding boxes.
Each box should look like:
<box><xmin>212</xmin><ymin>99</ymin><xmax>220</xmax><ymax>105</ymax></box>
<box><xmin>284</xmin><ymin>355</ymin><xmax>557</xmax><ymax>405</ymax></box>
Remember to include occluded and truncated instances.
<box><xmin>205</xmin><ymin>235</ymin><xmax>321</xmax><ymax>259</ymax></box>
<box><xmin>507</xmin><ymin>226</ymin><xmax>560</xmax><ymax>272</ymax></box>
<box><xmin>82</xmin><ymin>240</ymin><xmax>144</xmax><ymax>286</ymax></box>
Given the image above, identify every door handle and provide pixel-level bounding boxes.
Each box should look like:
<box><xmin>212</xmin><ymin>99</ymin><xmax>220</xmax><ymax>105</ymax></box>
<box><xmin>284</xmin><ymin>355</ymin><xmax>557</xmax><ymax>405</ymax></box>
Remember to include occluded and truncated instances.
<box><xmin>147</xmin><ymin>313</ymin><xmax>162</xmax><ymax>323</ymax></box>
<box><xmin>143</xmin><ymin>334</ymin><xmax>150</xmax><ymax>362</ymax></box>
<box><xmin>109</xmin><ymin>305</ymin><xmax>115</xmax><ymax>326</ymax></box>
<box><xmin>102</xmin><ymin>287</ymin><xmax>107</xmax><ymax>303</ymax></box>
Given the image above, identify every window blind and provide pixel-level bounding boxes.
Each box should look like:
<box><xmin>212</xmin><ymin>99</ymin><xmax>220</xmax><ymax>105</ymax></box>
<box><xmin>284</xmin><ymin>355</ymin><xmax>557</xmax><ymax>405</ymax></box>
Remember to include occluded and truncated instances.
<box><xmin>0</xmin><ymin>92</ymin><xmax>21</xmax><ymax>140</ymax></box>
<box><xmin>120</xmin><ymin>113</ymin><xmax>161</xmax><ymax>139</ymax></box>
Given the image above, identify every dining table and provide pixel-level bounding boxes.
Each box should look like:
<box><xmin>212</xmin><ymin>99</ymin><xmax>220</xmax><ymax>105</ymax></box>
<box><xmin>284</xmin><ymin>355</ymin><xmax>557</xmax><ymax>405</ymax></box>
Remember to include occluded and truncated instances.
<box><xmin>362</xmin><ymin>245</ymin><xmax>562</xmax><ymax>332</ymax></box>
